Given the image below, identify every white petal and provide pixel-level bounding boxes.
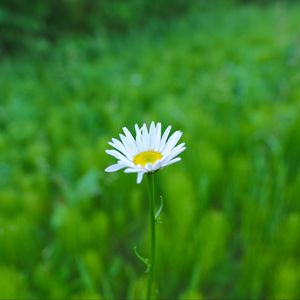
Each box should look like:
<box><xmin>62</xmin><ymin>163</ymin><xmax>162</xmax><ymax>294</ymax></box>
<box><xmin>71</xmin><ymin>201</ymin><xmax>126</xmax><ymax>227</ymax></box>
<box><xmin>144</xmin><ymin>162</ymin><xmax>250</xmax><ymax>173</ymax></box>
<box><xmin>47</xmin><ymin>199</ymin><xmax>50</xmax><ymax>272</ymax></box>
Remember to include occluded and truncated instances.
<box><xmin>105</xmin><ymin>164</ymin><xmax>125</xmax><ymax>172</ymax></box>
<box><xmin>162</xmin><ymin>143</ymin><xmax>186</xmax><ymax>162</ymax></box>
<box><xmin>152</xmin><ymin>160</ymin><xmax>162</xmax><ymax>171</ymax></box>
<box><xmin>123</xmin><ymin>127</ymin><xmax>139</xmax><ymax>154</ymax></box>
<box><xmin>162</xmin><ymin>157</ymin><xmax>181</xmax><ymax>167</ymax></box>
<box><xmin>135</xmin><ymin>129</ymin><xmax>144</xmax><ymax>152</ymax></box>
<box><xmin>105</xmin><ymin>149</ymin><xmax>132</xmax><ymax>165</ymax></box>
<box><xmin>162</xmin><ymin>131</ymin><xmax>183</xmax><ymax>155</ymax></box>
<box><xmin>135</xmin><ymin>123</ymin><xmax>140</xmax><ymax>135</ymax></box>
<box><xmin>119</xmin><ymin>133</ymin><xmax>135</xmax><ymax>157</ymax></box>
<box><xmin>141</xmin><ymin>123</ymin><xmax>150</xmax><ymax>149</ymax></box>
<box><xmin>124</xmin><ymin>167</ymin><xmax>141</xmax><ymax>173</ymax></box>
<box><xmin>159</xmin><ymin>125</ymin><xmax>172</xmax><ymax>152</ymax></box>
<box><xmin>153</xmin><ymin>123</ymin><xmax>161</xmax><ymax>151</ymax></box>
<box><xmin>149</xmin><ymin>121</ymin><xmax>156</xmax><ymax>149</ymax></box>
<box><xmin>144</xmin><ymin>163</ymin><xmax>153</xmax><ymax>172</ymax></box>
<box><xmin>136</xmin><ymin>172</ymin><xmax>144</xmax><ymax>184</ymax></box>
<box><xmin>117</xmin><ymin>159</ymin><xmax>130</xmax><ymax>166</ymax></box>
<box><xmin>109</xmin><ymin>138</ymin><xmax>131</xmax><ymax>158</ymax></box>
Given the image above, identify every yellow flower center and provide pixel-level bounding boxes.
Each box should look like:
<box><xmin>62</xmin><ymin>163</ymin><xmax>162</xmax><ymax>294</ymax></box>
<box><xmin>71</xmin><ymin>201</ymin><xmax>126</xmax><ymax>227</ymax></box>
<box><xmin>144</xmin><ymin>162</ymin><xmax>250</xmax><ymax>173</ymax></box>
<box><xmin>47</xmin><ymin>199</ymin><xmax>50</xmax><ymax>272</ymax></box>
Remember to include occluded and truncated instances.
<box><xmin>133</xmin><ymin>151</ymin><xmax>162</xmax><ymax>166</ymax></box>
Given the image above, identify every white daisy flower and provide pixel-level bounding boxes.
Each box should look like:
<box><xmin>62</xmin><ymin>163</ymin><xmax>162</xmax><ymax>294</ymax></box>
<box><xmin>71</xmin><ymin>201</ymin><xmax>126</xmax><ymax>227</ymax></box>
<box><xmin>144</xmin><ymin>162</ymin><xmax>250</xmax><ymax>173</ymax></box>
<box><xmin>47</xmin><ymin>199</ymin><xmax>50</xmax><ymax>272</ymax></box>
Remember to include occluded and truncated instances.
<box><xmin>105</xmin><ymin>122</ymin><xmax>186</xmax><ymax>184</ymax></box>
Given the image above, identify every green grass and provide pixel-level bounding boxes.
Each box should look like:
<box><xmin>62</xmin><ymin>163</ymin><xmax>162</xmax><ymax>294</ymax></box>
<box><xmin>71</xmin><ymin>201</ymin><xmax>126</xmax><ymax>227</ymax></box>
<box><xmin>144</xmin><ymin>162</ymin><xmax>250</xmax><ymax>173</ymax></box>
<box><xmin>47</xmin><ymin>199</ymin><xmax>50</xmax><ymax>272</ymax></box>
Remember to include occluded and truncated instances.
<box><xmin>1</xmin><ymin>3</ymin><xmax>300</xmax><ymax>299</ymax></box>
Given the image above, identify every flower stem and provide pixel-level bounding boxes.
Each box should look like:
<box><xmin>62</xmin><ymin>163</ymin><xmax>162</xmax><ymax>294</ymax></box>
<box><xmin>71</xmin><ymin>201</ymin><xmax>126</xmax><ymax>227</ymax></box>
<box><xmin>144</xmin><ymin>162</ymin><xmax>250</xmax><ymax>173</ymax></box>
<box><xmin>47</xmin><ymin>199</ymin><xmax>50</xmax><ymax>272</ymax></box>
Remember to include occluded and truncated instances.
<box><xmin>147</xmin><ymin>173</ymin><xmax>156</xmax><ymax>300</ymax></box>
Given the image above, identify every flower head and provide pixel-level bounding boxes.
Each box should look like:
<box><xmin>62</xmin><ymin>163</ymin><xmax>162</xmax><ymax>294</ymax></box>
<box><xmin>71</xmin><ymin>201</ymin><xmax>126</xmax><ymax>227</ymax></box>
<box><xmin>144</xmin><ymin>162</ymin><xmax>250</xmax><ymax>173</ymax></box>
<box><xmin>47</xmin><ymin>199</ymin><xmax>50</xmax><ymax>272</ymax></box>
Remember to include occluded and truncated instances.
<box><xmin>105</xmin><ymin>122</ymin><xmax>186</xmax><ymax>183</ymax></box>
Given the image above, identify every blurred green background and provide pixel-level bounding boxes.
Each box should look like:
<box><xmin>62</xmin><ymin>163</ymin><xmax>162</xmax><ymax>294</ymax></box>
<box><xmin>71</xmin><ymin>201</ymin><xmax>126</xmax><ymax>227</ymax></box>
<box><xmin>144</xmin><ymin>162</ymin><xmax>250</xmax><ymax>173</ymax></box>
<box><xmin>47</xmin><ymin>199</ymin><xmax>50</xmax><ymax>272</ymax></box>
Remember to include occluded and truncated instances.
<box><xmin>1</xmin><ymin>0</ymin><xmax>300</xmax><ymax>299</ymax></box>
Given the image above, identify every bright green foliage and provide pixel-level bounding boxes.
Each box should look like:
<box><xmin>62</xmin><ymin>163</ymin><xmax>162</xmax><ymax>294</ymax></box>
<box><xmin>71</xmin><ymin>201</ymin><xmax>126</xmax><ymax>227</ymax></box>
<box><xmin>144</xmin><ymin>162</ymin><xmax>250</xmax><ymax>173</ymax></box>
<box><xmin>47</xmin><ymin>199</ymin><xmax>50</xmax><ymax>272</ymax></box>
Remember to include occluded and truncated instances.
<box><xmin>1</xmin><ymin>3</ymin><xmax>300</xmax><ymax>299</ymax></box>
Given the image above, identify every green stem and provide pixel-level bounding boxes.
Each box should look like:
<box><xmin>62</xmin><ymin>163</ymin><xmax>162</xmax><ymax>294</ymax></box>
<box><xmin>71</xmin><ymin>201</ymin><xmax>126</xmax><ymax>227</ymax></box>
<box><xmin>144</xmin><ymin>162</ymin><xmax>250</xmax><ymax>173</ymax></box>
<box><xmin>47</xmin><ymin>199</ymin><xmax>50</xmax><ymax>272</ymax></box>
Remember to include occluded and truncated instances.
<box><xmin>147</xmin><ymin>173</ymin><xmax>156</xmax><ymax>300</ymax></box>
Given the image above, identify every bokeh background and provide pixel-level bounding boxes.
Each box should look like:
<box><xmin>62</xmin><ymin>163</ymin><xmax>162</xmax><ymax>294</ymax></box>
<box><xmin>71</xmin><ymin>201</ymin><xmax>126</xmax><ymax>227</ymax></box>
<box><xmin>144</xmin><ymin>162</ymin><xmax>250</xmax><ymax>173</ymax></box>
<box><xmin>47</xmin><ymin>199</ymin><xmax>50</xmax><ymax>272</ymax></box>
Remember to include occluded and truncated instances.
<box><xmin>1</xmin><ymin>0</ymin><xmax>300</xmax><ymax>299</ymax></box>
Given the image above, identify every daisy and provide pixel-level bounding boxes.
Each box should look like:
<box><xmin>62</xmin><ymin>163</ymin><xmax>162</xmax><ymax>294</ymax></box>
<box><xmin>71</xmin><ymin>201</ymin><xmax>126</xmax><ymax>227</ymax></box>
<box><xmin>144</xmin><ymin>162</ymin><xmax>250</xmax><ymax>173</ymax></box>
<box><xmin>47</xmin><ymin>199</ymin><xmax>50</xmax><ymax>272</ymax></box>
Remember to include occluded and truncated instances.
<box><xmin>105</xmin><ymin>122</ymin><xmax>186</xmax><ymax>184</ymax></box>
